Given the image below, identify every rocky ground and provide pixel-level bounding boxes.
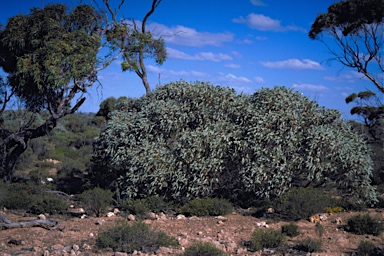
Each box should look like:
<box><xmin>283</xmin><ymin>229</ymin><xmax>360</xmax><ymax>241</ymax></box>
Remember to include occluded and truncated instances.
<box><xmin>0</xmin><ymin>208</ymin><xmax>383</xmax><ymax>256</ymax></box>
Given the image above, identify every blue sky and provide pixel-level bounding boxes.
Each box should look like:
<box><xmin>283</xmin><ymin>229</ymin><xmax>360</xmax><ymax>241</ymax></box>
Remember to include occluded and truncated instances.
<box><xmin>0</xmin><ymin>0</ymin><xmax>380</xmax><ymax>120</ymax></box>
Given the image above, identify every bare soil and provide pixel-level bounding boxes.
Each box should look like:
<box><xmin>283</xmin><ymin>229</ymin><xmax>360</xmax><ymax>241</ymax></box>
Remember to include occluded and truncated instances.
<box><xmin>0</xmin><ymin>208</ymin><xmax>383</xmax><ymax>256</ymax></box>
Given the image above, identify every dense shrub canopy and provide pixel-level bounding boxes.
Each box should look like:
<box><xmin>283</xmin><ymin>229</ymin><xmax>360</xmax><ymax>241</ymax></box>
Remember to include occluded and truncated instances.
<box><xmin>93</xmin><ymin>81</ymin><xmax>376</xmax><ymax>203</ymax></box>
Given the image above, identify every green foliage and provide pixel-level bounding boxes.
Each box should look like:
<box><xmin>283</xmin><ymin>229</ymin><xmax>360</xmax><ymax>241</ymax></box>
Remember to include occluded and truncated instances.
<box><xmin>1</xmin><ymin>183</ymin><xmax>39</xmax><ymax>210</ymax></box>
<box><xmin>182</xmin><ymin>242</ymin><xmax>225</xmax><ymax>256</ymax></box>
<box><xmin>93</xmin><ymin>81</ymin><xmax>376</xmax><ymax>203</ymax></box>
<box><xmin>97</xmin><ymin>221</ymin><xmax>178</xmax><ymax>253</ymax></box>
<box><xmin>281</xmin><ymin>223</ymin><xmax>300</xmax><ymax>237</ymax></box>
<box><xmin>180</xmin><ymin>198</ymin><xmax>233</xmax><ymax>217</ymax></box>
<box><xmin>29</xmin><ymin>193</ymin><xmax>68</xmax><ymax>215</ymax></box>
<box><xmin>0</xmin><ymin>182</ymin><xmax>67</xmax><ymax>214</ymax></box>
<box><xmin>122</xmin><ymin>198</ymin><xmax>150</xmax><ymax>218</ymax></box>
<box><xmin>275</xmin><ymin>187</ymin><xmax>337</xmax><ymax>221</ymax></box>
<box><xmin>78</xmin><ymin>187</ymin><xmax>114</xmax><ymax>217</ymax></box>
<box><xmin>346</xmin><ymin>214</ymin><xmax>384</xmax><ymax>236</ymax></box>
<box><xmin>248</xmin><ymin>229</ymin><xmax>285</xmax><ymax>251</ymax></box>
<box><xmin>356</xmin><ymin>240</ymin><xmax>377</xmax><ymax>256</ymax></box>
<box><xmin>294</xmin><ymin>238</ymin><xmax>323</xmax><ymax>253</ymax></box>
<box><xmin>315</xmin><ymin>222</ymin><xmax>324</xmax><ymax>238</ymax></box>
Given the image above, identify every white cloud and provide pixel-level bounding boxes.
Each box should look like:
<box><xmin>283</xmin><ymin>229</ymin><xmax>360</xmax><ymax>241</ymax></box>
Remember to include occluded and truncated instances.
<box><xmin>219</xmin><ymin>73</ymin><xmax>252</xmax><ymax>83</ymax></box>
<box><xmin>292</xmin><ymin>83</ymin><xmax>329</xmax><ymax>92</ymax></box>
<box><xmin>147</xmin><ymin>22</ymin><xmax>234</xmax><ymax>47</ymax></box>
<box><xmin>167</xmin><ymin>48</ymin><xmax>233</xmax><ymax>62</ymax></box>
<box><xmin>254</xmin><ymin>76</ymin><xmax>265</xmax><ymax>83</ymax></box>
<box><xmin>255</xmin><ymin>36</ymin><xmax>268</xmax><ymax>41</ymax></box>
<box><xmin>147</xmin><ymin>65</ymin><xmax>206</xmax><ymax>78</ymax></box>
<box><xmin>232</xmin><ymin>13</ymin><xmax>306</xmax><ymax>32</ymax></box>
<box><xmin>324</xmin><ymin>71</ymin><xmax>367</xmax><ymax>83</ymax></box>
<box><xmin>250</xmin><ymin>0</ymin><xmax>266</xmax><ymax>6</ymax></box>
<box><xmin>225</xmin><ymin>63</ymin><xmax>241</xmax><ymax>69</ymax></box>
<box><xmin>261</xmin><ymin>59</ymin><xmax>324</xmax><ymax>70</ymax></box>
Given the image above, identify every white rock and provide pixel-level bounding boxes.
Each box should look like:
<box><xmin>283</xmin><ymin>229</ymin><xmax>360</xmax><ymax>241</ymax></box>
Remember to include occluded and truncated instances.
<box><xmin>106</xmin><ymin>212</ymin><xmax>115</xmax><ymax>217</ymax></box>
<box><xmin>38</xmin><ymin>214</ymin><xmax>46</xmax><ymax>220</ymax></box>
<box><xmin>147</xmin><ymin>211</ymin><xmax>157</xmax><ymax>219</ymax></box>
<box><xmin>127</xmin><ymin>214</ymin><xmax>136</xmax><ymax>221</ymax></box>
<box><xmin>176</xmin><ymin>214</ymin><xmax>186</xmax><ymax>220</ymax></box>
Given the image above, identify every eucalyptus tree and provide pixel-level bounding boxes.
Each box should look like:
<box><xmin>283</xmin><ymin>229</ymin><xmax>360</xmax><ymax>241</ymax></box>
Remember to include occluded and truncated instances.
<box><xmin>93</xmin><ymin>81</ymin><xmax>377</xmax><ymax>204</ymax></box>
<box><xmin>102</xmin><ymin>0</ymin><xmax>166</xmax><ymax>94</ymax></box>
<box><xmin>0</xmin><ymin>4</ymin><xmax>105</xmax><ymax>181</ymax></box>
<box><xmin>309</xmin><ymin>0</ymin><xmax>384</xmax><ymax>184</ymax></box>
<box><xmin>309</xmin><ymin>0</ymin><xmax>383</xmax><ymax>94</ymax></box>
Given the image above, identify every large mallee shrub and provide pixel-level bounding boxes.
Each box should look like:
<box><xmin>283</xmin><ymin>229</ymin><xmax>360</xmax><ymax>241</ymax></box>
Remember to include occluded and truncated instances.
<box><xmin>93</xmin><ymin>81</ymin><xmax>376</xmax><ymax>203</ymax></box>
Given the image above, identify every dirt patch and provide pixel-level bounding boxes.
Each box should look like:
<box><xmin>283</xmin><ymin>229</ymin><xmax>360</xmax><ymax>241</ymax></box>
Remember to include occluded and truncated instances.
<box><xmin>0</xmin><ymin>209</ymin><xmax>383</xmax><ymax>255</ymax></box>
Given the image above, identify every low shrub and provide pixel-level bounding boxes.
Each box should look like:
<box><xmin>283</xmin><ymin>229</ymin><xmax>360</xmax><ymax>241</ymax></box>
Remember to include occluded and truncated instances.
<box><xmin>97</xmin><ymin>221</ymin><xmax>178</xmax><ymax>253</ymax></box>
<box><xmin>315</xmin><ymin>222</ymin><xmax>324</xmax><ymax>238</ymax></box>
<box><xmin>324</xmin><ymin>206</ymin><xmax>343</xmax><ymax>214</ymax></box>
<box><xmin>180</xmin><ymin>198</ymin><xmax>233</xmax><ymax>217</ymax></box>
<box><xmin>182</xmin><ymin>242</ymin><xmax>225</xmax><ymax>256</ymax></box>
<box><xmin>346</xmin><ymin>214</ymin><xmax>384</xmax><ymax>236</ymax></box>
<box><xmin>29</xmin><ymin>193</ymin><xmax>68</xmax><ymax>215</ymax></box>
<box><xmin>275</xmin><ymin>187</ymin><xmax>337</xmax><ymax>221</ymax></box>
<box><xmin>144</xmin><ymin>195</ymin><xmax>173</xmax><ymax>213</ymax></box>
<box><xmin>248</xmin><ymin>229</ymin><xmax>285</xmax><ymax>251</ymax></box>
<box><xmin>78</xmin><ymin>187</ymin><xmax>114</xmax><ymax>217</ymax></box>
<box><xmin>281</xmin><ymin>223</ymin><xmax>300</xmax><ymax>237</ymax></box>
<box><xmin>356</xmin><ymin>240</ymin><xmax>376</xmax><ymax>256</ymax></box>
<box><xmin>295</xmin><ymin>238</ymin><xmax>323</xmax><ymax>253</ymax></box>
<box><xmin>1</xmin><ymin>183</ymin><xmax>41</xmax><ymax>210</ymax></box>
<box><xmin>121</xmin><ymin>198</ymin><xmax>150</xmax><ymax>219</ymax></box>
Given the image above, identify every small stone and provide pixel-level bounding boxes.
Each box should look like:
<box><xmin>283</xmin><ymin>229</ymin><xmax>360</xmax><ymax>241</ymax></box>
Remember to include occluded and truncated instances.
<box><xmin>113</xmin><ymin>208</ymin><xmax>120</xmax><ymax>214</ymax></box>
<box><xmin>89</xmin><ymin>233</ymin><xmax>94</xmax><ymax>238</ymax></box>
<box><xmin>72</xmin><ymin>244</ymin><xmax>80</xmax><ymax>251</ymax></box>
<box><xmin>114</xmin><ymin>252</ymin><xmax>128</xmax><ymax>256</ymax></box>
<box><xmin>158</xmin><ymin>212</ymin><xmax>167</xmax><ymax>220</ymax></box>
<box><xmin>197</xmin><ymin>231</ymin><xmax>203</xmax><ymax>236</ymax></box>
<box><xmin>127</xmin><ymin>214</ymin><xmax>135</xmax><ymax>221</ymax></box>
<box><xmin>82</xmin><ymin>243</ymin><xmax>92</xmax><ymax>250</ymax></box>
<box><xmin>38</xmin><ymin>214</ymin><xmax>46</xmax><ymax>220</ymax></box>
<box><xmin>143</xmin><ymin>219</ymin><xmax>152</xmax><ymax>225</ymax></box>
<box><xmin>147</xmin><ymin>211</ymin><xmax>157</xmax><ymax>219</ymax></box>
<box><xmin>95</xmin><ymin>219</ymin><xmax>105</xmax><ymax>225</ymax></box>
<box><xmin>176</xmin><ymin>214</ymin><xmax>186</xmax><ymax>220</ymax></box>
<box><xmin>52</xmin><ymin>244</ymin><xmax>64</xmax><ymax>250</ymax></box>
<box><xmin>106</xmin><ymin>212</ymin><xmax>115</xmax><ymax>217</ymax></box>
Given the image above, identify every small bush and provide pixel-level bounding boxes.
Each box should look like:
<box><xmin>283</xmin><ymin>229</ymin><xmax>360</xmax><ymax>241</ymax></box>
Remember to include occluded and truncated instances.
<box><xmin>180</xmin><ymin>198</ymin><xmax>233</xmax><ymax>217</ymax></box>
<box><xmin>324</xmin><ymin>206</ymin><xmax>343</xmax><ymax>214</ymax></box>
<box><xmin>275</xmin><ymin>187</ymin><xmax>336</xmax><ymax>221</ymax></box>
<box><xmin>121</xmin><ymin>199</ymin><xmax>150</xmax><ymax>219</ymax></box>
<box><xmin>29</xmin><ymin>193</ymin><xmax>68</xmax><ymax>215</ymax></box>
<box><xmin>78</xmin><ymin>187</ymin><xmax>114</xmax><ymax>217</ymax></box>
<box><xmin>182</xmin><ymin>242</ymin><xmax>225</xmax><ymax>256</ymax></box>
<box><xmin>97</xmin><ymin>221</ymin><xmax>178</xmax><ymax>253</ymax></box>
<box><xmin>1</xmin><ymin>183</ymin><xmax>41</xmax><ymax>210</ymax></box>
<box><xmin>248</xmin><ymin>229</ymin><xmax>285</xmax><ymax>251</ymax></box>
<box><xmin>315</xmin><ymin>222</ymin><xmax>324</xmax><ymax>238</ymax></box>
<box><xmin>295</xmin><ymin>238</ymin><xmax>323</xmax><ymax>253</ymax></box>
<box><xmin>347</xmin><ymin>214</ymin><xmax>384</xmax><ymax>236</ymax></box>
<box><xmin>144</xmin><ymin>195</ymin><xmax>172</xmax><ymax>213</ymax></box>
<box><xmin>356</xmin><ymin>240</ymin><xmax>376</xmax><ymax>256</ymax></box>
<box><xmin>281</xmin><ymin>223</ymin><xmax>300</xmax><ymax>237</ymax></box>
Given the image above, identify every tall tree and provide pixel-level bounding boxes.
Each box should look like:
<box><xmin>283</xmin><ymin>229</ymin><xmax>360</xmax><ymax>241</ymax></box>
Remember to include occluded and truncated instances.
<box><xmin>309</xmin><ymin>0</ymin><xmax>384</xmax><ymax>184</ymax></box>
<box><xmin>309</xmin><ymin>0</ymin><xmax>383</xmax><ymax>94</ymax></box>
<box><xmin>0</xmin><ymin>4</ymin><xmax>105</xmax><ymax>181</ymax></box>
<box><xmin>102</xmin><ymin>0</ymin><xmax>167</xmax><ymax>94</ymax></box>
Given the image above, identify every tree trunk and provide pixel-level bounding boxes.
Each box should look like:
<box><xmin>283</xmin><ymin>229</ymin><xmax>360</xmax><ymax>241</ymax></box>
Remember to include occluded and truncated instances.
<box><xmin>0</xmin><ymin>214</ymin><xmax>58</xmax><ymax>230</ymax></box>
